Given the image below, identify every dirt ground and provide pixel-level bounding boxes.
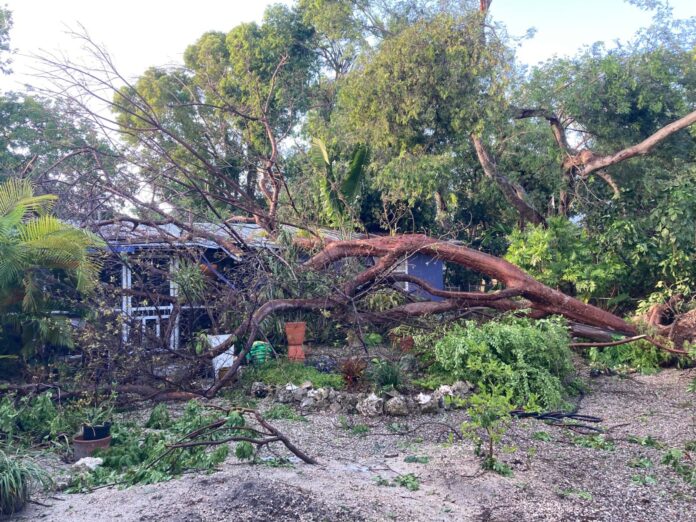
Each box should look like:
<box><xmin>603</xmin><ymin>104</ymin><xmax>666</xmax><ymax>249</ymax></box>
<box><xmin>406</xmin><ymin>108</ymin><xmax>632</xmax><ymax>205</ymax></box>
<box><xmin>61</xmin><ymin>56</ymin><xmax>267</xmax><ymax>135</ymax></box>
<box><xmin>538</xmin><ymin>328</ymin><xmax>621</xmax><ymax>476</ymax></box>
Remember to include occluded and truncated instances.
<box><xmin>17</xmin><ymin>367</ymin><xmax>696</xmax><ymax>522</ymax></box>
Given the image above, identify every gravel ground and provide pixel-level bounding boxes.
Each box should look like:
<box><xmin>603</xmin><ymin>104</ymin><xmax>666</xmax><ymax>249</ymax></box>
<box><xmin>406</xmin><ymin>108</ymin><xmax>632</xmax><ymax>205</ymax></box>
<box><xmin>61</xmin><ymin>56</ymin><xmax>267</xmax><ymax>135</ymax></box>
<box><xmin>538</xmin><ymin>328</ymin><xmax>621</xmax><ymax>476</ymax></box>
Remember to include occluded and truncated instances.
<box><xmin>16</xmin><ymin>367</ymin><xmax>696</xmax><ymax>522</ymax></box>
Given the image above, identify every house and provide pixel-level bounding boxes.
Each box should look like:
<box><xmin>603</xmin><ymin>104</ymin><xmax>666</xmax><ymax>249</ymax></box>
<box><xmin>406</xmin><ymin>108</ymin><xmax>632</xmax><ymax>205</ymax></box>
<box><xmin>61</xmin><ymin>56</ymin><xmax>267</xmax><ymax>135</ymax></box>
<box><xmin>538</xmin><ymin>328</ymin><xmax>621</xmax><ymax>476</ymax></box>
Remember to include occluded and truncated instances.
<box><xmin>94</xmin><ymin>222</ymin><xmax>445</xmax><ymax>350</ymax></box>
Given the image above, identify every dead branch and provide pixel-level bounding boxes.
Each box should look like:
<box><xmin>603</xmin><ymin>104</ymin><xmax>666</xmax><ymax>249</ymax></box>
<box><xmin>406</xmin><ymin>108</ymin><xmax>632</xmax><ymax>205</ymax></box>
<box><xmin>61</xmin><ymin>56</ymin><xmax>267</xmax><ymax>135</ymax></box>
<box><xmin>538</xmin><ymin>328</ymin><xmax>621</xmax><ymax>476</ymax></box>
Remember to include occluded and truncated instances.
<box><xmin>570</xmin><ymin>335</ymin><xmax>647</xmax><ymax>348</ymax></box>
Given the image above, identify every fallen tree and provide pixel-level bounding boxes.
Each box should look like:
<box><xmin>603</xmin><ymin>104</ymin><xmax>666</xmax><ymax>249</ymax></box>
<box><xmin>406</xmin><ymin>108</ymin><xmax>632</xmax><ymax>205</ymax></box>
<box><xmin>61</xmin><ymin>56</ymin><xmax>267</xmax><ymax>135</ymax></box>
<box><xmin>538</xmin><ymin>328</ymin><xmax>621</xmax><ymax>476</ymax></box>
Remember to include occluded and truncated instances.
<box><xmin>205</xmin><ymin>234</ymin><xmax>691</xmax><ymax>396</ymax></box>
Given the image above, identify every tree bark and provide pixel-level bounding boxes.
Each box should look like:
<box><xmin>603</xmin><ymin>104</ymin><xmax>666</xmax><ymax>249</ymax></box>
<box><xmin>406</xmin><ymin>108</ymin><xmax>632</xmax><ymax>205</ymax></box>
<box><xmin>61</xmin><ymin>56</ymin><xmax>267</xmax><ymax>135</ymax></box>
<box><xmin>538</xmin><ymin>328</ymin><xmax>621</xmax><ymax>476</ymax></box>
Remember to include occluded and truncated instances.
<box><xmin>470</xmin><ymin>134</ymin><xmax>546</xmax><ymax>226</ymax></box>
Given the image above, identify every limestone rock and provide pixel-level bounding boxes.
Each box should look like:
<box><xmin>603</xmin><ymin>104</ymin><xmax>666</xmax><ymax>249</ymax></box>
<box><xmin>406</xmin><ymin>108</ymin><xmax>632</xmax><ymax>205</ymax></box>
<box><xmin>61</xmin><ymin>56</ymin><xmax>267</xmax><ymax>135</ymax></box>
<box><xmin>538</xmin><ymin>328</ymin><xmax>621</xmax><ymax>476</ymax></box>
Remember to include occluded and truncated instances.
<box><xmin>276</xmin><ymin>383</ymin><xmax>298</xmax><ymax>403</ymax></box>
<box><xmin>452</xmin><ymin>380</ymin><xmax>474</xmax><ymax>397</ymax></box>
<box><xmin>72</xmin><ymin>457</ymin><xmax>103</xmax><ymax>472</ymax></box>
<box><xmin>357</xmin><ymin>393</ymin><xmax>384</xmax><ymax>416</ymax></box>
<box><xmin>385</xmin><ymin>396</ymin><xmax>409</xmax><ymax>416</ymax></box>
<box><xmin>250</xmin><ymin>381</ymin><xmax>270</xmax><ymax>398</ymax></box>
<box><xmin>300</xmin><ymin>397</ymin><xmax>316</xmax><ymax>410</ymax></box>
<box><xmin>292</xmin><ymin>386</ymin><xmax>309</xmax><ymax>402</ymax></box>
<box><xmin>307</xmin><ymin>388</ymin><xmax>330</xmax><ymax>409</ymax></box>
<box><xmin>415</xmin><ymin>393</ymin><xmax>439</xmax><ymax>414</ymax></box>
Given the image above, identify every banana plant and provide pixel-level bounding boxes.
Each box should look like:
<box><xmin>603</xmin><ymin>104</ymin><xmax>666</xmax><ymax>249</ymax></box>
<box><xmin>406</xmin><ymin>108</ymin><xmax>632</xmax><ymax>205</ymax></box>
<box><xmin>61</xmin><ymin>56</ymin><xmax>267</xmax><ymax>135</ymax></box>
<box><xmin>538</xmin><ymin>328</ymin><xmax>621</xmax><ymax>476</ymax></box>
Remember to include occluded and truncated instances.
<box><xmin>309</xmin><ymin>138</ymin><xmax>368</xmax><ymax>228</ymax></box>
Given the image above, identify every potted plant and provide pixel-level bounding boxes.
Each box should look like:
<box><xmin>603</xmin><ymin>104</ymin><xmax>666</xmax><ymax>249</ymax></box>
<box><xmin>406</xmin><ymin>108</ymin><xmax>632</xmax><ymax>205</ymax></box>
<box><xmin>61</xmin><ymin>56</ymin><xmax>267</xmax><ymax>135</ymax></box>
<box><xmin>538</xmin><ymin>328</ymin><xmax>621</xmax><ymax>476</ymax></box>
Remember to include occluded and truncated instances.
<box><xmin>81</xmin><ymin>404</ymin><xmax>113</xmax><ymax>441</ymax></box>
<box><xmin>73</xmin><ymin>402</ymin><xmax>113</xmax><ymax>460</ymax></box>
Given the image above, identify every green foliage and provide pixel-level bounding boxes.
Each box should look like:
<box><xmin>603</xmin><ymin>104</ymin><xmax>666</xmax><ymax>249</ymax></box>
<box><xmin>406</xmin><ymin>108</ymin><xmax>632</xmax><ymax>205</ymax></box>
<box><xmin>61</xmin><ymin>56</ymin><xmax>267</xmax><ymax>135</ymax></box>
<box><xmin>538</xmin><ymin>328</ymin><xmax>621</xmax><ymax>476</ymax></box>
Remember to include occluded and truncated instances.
<box><xmin>571</xmin><ymin>434</ymin><xmax>615</xmax><ymax>451</ymax></box>
<box><xmin>0</xmin><ymin>448</ymin><xmax>52</xmax><ymax>515</ymax></box>
<box><xmin>627</xmin><ymin>435</ymin><xmax>664</xmax><ymax>449</ymax></box>
<box><xmin>374</xmin><ymin>473</ymin><xmax>420</xmax><ymax>491</ymax></box>
<box><xmin>0</xmin><ymin>179</ymin><xmax>103</xmax><ymax>362</ymax></box>
<box><xmin>241</xmin><ymin>359</ymin><xmax>344</xmax><ymax>390</ymax></box>
<box><xmin>350</xmin><ymin>424</ymin><xmax>370</xmax><ymax>437</ymax></box>
<box><xmin>587</xmin><ymin>339</ymin><xmax>672</xmax><ymax>375</ymax></box>
<box><xmin>628</xmin><ymin>457</ymin><xmax>653</xmax><ymax>469</ymax></box>
<box><xmin>434</xmin><ymin>317</ymin><xmax>574</xmax><ymax>409</ymax></box>
<box><xmin>462</xmin><ymin>387</ymin><xmax>514</xmax><ymax>475</ymax></box>
<box><xmin>505</xmin><ymin>218</ymin><xmax>625</xmax><ymax>301</ymax></box>
<box><xmin>145</xmin><ymin>404</ymin><xmax>171</xmax><ymax>430</ymax></box>
<box><xmin>234</xmin><ymin>441</ymin><xmax>255</xmax><ymax>461</ymax></box>
<box><xmin>264</xmin><ymin>404</ymin><xmax>306</xmax><ymax>422</ymax></box>
<box><xmin>336</xmin><ymin>8</ymin><xmax>511</xmax><ymax>207</ymax></box>
<box><xmin>532</xmin><ymin>431</ymin><xmax>552</xmax><ymax>442</ymax></box>
<box><xmin>310</xmin><ymin>138</ymin><xmax>369</xmax><ymax>228</ymax></box>
<box><xmin>363</xmin><ymin>332</ymin><xmax>383</xmax><ymax>347</ymax></box>
<box><xmin>631</xmin><ymin>474</ymin><xmax>658</xmax><ymax>486</ymax></box>
<box><xmin>362</xmin><ymin>289</ymin><xmax>405</xmax><ymax>313</ymax></box>
<box><xmin>393</xmin><ymin>473</ymin><xmax>420</xmax><ymax>491</ymax></box>
<box><xmin>0</xmin><ymin>392</ymin><xmax>80</xmax><ymax>445</ymax></box>
<box><xmin>368</xmin><ymin>359</ymin><xmax>405</xmax><ymax>392</ymax></box>
<box><xmin>0</xmin><ymin>6</ymin><xmax>12</xmax><ymax>74</ymax></box>
<box><xmin>68</xmin><ymin>401</ymin><xmax>251</xmax><ymax>490</ymax></box>
<box><xmin>171</xmin><ymin>260</ymin><xmax>208</xmax><ymax>303</ymax></box>
<box><xmin>338</xmin><ymin>416</ymin><xmax>370</xmax><ymax>437</ymax></box>
<box><xmin>662</xmin><ymin>448</ymin><xmax>696</xmax><ymax>486</ymax></box>
<box><xmin>559</xmin><ymin>489</ymin><xmax>593</xmax><ymax>501</ymax></box>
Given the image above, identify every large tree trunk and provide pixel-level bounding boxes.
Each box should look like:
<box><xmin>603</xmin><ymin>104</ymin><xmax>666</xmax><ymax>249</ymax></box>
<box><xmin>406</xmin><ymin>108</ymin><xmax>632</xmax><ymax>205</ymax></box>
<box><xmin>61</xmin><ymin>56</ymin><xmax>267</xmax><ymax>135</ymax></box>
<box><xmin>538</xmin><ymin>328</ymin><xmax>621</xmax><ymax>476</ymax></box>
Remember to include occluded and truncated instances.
<box><xmin>305</xmin><ymin>234</ymin><xmax>635</xmax><ymax>334</ymax></box>
<box><xmin>206</xmin><ymin>234</ymin><xmax>687</xmax><ymax>392</ymax></box>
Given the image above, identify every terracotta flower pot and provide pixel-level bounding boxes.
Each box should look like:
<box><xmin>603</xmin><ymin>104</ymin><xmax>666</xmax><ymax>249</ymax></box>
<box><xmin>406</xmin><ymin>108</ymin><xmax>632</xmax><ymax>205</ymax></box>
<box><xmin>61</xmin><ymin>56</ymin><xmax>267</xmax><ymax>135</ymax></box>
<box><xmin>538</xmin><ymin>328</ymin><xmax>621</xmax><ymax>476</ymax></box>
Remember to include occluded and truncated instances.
<box><xmin>288</xmin><ymin>345</ymin><xmax>306</xmax><ymax>362</ymax></box>
<box><xmin>285</xmin><ymin>322</ymin><xmax>306</xmax><ymax>345</ymax></box>
<box><xmin>73</xmin><ymin>434</ymin><xmax>111</xmax><ymax>460</ymax></box>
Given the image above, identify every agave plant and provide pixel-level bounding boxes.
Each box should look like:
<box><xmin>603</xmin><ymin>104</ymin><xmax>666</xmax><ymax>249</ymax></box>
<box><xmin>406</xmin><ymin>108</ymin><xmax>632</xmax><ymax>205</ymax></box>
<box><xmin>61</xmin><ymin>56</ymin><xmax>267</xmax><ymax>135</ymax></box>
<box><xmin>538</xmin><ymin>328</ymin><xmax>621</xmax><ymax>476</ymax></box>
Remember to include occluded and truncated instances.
<box><xmin>0</xmin><ymin>178</ymin><xmax>103</xmax><ymax>359</ymax></box>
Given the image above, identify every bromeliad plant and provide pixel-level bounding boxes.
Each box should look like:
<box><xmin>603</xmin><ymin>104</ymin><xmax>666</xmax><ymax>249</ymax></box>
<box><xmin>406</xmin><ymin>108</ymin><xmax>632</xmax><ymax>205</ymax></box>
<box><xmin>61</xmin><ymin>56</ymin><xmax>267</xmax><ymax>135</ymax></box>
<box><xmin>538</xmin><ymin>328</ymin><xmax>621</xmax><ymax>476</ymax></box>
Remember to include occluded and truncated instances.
<box><xmin>0</xmin><ymin>178</ymin><xmax>103</xmax><ymax>362</ymax></box>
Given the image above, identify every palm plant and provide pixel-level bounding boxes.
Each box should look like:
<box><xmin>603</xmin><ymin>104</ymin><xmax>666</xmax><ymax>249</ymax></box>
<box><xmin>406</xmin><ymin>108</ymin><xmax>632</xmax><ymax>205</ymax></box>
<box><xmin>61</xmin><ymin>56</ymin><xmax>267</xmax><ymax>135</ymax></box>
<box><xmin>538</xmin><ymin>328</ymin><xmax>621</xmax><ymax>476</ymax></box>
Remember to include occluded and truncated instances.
<box><xmin>0</xmin><ymin>178</ymin><xmax>103</xmax><ymax>359</ymax></box>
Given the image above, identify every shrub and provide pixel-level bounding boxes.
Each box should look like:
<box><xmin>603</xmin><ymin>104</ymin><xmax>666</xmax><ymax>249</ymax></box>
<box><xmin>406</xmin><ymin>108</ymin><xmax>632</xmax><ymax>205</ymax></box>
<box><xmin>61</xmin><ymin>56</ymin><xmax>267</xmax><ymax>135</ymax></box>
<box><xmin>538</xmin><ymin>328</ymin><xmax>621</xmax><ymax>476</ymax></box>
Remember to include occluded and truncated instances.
<box><xmin>462</xmin><ymin>387</ymin><xmax>514</xmax><ymax>475</ymax></box>
<box><xmin>434</xmin><ymin>317</ymin><xmax>574</xmax><ymax>409</ymax></box>
<box><xmin>241</xmin><ymin>359</ymin><xmax>344</xmax><ymax>389</ymax></box>
<box><xmin>368</xmin><ymin>359</ymin><xmax>404</xmax><ymax>392</ymax></box>
<box><xmin>0</xmin><ymin>448</ymin><xmax>52</xmax><ymax>515</ymax></box>
<box><xmin>339</xmin><ymin>357</ymin><xmax>368</xmax><ymax>389</ymax></box>
<box><xmin>587</xmin><ymin>339</ymin><xmax>673</xmax><ymax>375</ymax></box>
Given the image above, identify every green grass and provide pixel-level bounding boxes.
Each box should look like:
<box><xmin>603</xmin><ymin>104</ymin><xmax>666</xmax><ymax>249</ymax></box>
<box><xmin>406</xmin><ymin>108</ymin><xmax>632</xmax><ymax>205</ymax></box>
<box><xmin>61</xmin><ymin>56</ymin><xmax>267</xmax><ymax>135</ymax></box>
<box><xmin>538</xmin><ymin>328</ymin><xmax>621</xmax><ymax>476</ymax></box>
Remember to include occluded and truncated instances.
<box><xmin>241</xmin><ymin>359</ymin><xmax>344</xmax><ymax>389</ymax></box>
<box><xmin>264</xmin><ymin>404</ymin><xmax>307</xmax><ymax>422</ymax></box>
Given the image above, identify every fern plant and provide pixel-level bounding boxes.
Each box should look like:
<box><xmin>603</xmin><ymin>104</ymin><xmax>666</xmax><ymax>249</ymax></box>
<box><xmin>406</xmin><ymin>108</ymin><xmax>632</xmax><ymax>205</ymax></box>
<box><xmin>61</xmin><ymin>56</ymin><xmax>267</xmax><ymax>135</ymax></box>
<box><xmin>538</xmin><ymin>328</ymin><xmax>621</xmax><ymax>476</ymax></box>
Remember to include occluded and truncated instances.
<box><xmin>0</xmin><ymin>178</ymin><xmax>103</xmax><ymax>360</ymax></box>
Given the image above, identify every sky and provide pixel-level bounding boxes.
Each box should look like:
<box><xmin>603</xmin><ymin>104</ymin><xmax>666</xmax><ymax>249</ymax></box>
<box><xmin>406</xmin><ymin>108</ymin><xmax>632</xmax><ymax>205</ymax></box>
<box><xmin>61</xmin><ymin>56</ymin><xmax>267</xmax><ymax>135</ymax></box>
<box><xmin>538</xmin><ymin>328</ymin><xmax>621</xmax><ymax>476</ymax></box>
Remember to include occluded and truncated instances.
<box><xmin>0</xmin><ymin>0</ymin><xmax>694</xmax><ymax>92</ymax></box>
